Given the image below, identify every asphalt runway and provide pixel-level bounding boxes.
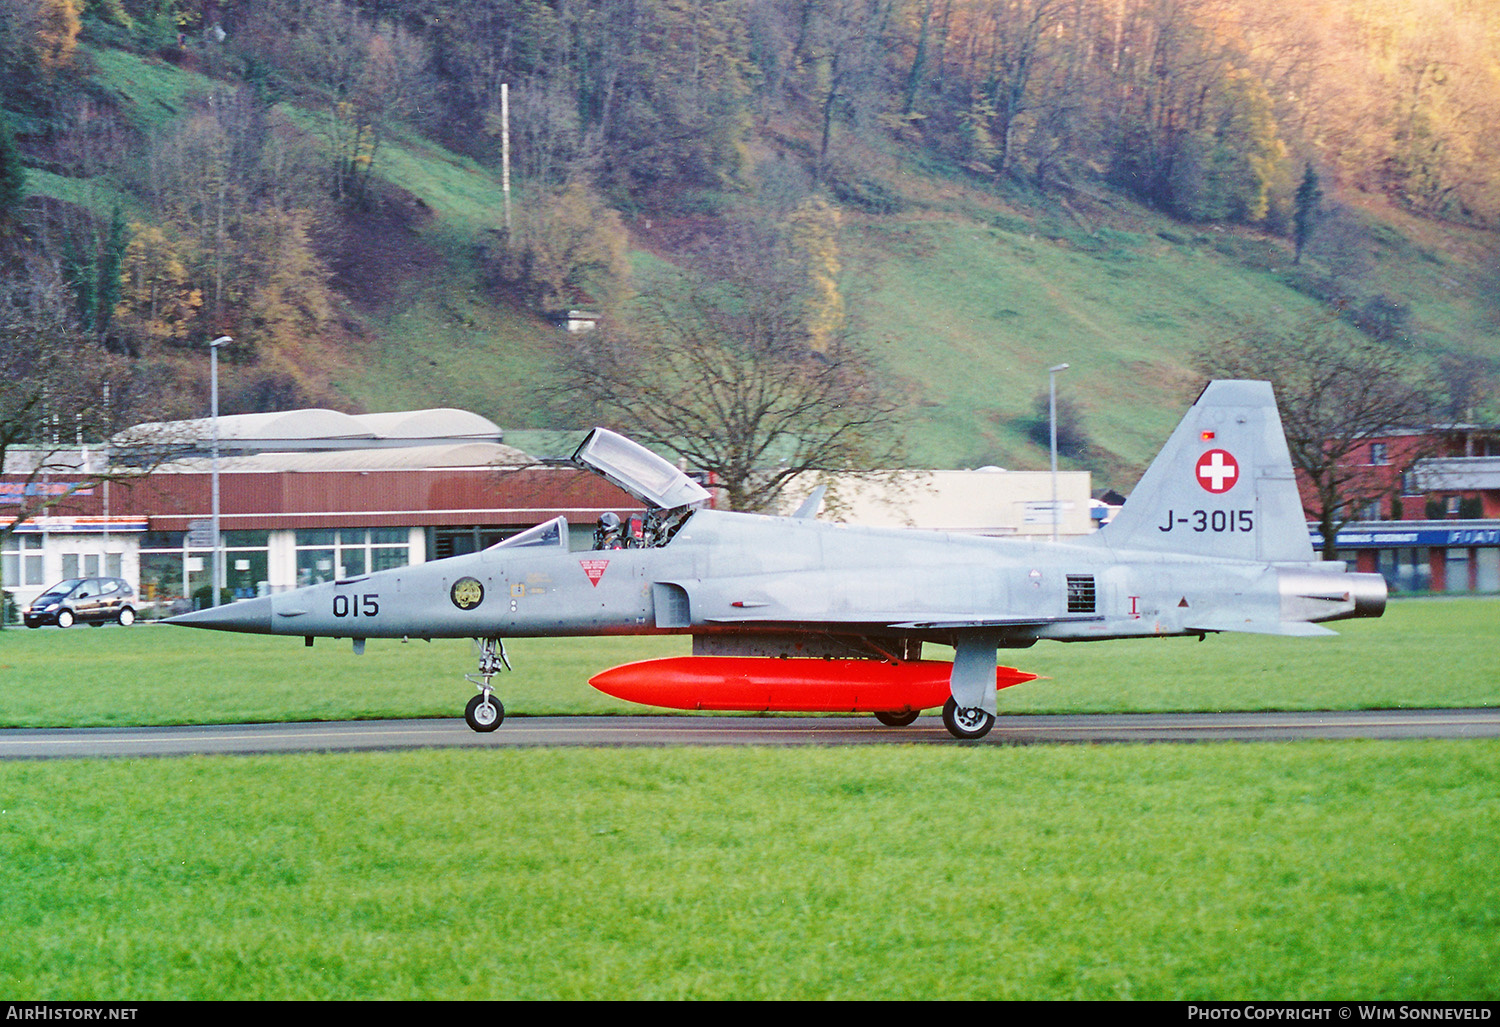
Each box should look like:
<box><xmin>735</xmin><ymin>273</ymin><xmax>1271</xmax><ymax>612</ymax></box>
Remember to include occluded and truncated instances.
<box><xmin>1</xmin><ymin>707</ymin><xmax>1497</xmax><ymax>759</ymax></box>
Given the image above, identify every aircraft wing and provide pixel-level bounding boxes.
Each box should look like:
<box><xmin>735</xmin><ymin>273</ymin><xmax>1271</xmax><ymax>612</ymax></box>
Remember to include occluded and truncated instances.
<box><xmin>698</xmin><ymin>611</ymin><xmax>1104</xmax><ymax>630</ymax></box>
<box><xmin>887</xmin><ymin>615</ymin><xmax>1105</xmax><ymax>630</ymax></box>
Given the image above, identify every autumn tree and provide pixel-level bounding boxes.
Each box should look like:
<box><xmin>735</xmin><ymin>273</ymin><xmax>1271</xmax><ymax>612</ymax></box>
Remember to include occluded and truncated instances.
<box><xmin>968</xmin><ymin>0</ymin><xmax>1070</xmax><ymax>176</ymax></box>
<box><xmin>0</xmin><ymin>0</ymin><xmax>81</xmax><ymax>107</ymax></box>
<box><xmin>1194</xmin><ymin>318</ymin><xmax>1436</xmax><ymax>559</ymax></box>
<box><xmin>490</xmin><ymin>177</ymin><xmax>630</xmax><ymax>314</ymax></box>
<box><xmin>503</xmin><ymin>75</ymin><xmax>588</xmax><ymax>190</ymax></box>
<box><xmin>784</xmin><ymin>195</ymin><xmax>842</xmax><ymax>353</ymax></box>
<box><xmin>0</xmin><ymin>253</ymin><xmax>185</xmax><ymax>622</ymax></box>
<box><xmin>548</xmin><ymin>212</ymin><xmax>901</xmax><ymax>512</ymax></box>
<box><xmin>1169</xmin><ymin>68</ymin><xmax>1288</xmax><ymax>225</ymax></box>
<box><xmin>578</xmin><ymin>0</ymin><xmax>757</xmax><ymax>200</ymax></box>
<box><xmin>237</xmin><ymin>0</ymin><xmax>430</xmax><ymax>203</ymax></box>
<box><xmin>115</xmin><ymin>221</ymin><xmax>201</xmax><ymax>346</ymax></box>
<box><xmin>127</xmin><ymin>88</ymin><xmax>336</xmax><ymax>359</ymax></box>
<box><xmin>804</xmin><ymin>0</ymin><xmax>888</xmax><ymax>179</ymax></box>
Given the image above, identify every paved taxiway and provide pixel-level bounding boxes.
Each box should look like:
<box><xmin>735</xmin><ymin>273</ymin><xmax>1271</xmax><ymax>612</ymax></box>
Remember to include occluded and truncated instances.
<box><xmin>2</xmin><ymin>708</ymin><xmax>1497</xmax><ymax>759</ymax></box>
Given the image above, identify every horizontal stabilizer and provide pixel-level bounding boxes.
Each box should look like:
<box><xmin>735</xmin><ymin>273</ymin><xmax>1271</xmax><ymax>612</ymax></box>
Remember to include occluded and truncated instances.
<box><xmin>1187</xmin><ymin>619</ymin><xmax>1338</xmax><ymax>637</ymax></box>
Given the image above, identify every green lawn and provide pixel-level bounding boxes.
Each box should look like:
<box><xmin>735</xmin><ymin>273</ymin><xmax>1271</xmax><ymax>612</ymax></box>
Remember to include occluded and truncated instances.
<box><xmin>0</xmin><ymin>598</ymin><xmax>1493</xmax><ymax>728</ymax></box>
<box><xmin>0</xmin><ymin>742</ymin><xmax>1494</xmax><ymax>999</ymax></box>
<box><xmin>1</xmin><ymin>601</ymin><xmax>1495</xmax><ymax>999</ymax></box>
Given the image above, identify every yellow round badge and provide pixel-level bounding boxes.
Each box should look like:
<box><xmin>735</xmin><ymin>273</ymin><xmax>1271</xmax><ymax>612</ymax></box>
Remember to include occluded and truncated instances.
<box><xmin>450</xmin><ymin>577</ymin><xmax>485</xmax><ymax>610</ymax></box>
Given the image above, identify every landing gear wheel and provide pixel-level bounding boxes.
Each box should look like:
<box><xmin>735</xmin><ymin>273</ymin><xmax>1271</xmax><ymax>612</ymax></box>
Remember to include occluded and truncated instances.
<box><xmin>463</xmin><ymin>639</ymin><xmax>510</xmax><ymax>732</ymax></box>
<box><xmin>874</xmin><ymin>709</ymin><xmax>921</xmax><ymax>727</ymax></box>
<box><xmin>56</xmin><ymin>609</ymin><xmax>74</xmax><ymax>629</ymax></box>
<box><xmin>464</xmin><ymin>692</ymin><xmax>504</xmax><ymax>732</ymax></box>
<box><xmin>942</xmin><ymin>697</ymin><xmax>995</xmax><ymax>740</ymax></box>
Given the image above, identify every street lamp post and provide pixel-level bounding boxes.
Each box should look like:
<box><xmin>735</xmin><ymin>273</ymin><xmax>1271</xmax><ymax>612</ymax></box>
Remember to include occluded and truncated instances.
<box><xmin>1049</xmin><ymin>363</ymin><xmax>1069</xmax><ymax>541</ymax></box>
<box><xmin>209</xmin><ymin>336</ymin><xmax>232</xmax><ymax>607</ymax></box>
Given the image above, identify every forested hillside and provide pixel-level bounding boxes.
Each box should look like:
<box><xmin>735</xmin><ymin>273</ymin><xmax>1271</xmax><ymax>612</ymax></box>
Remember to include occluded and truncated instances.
<box><xmin>2</xmin><ymin>0</ymin><xmax>1498</xmax><ymax>485</ymax></box>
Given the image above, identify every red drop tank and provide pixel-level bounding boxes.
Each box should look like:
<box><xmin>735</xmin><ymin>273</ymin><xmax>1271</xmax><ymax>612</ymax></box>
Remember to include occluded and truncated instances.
<box><xmin>588</xmin><ymin>656</ymin><xmax>1036</xmax><ymax>713</ymax></box>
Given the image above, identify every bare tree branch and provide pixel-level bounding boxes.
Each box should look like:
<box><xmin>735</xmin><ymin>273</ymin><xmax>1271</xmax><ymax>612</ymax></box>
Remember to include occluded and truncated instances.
<box><xmin>546</xmin><ymin>215</ymin><xmax>904</xmax><ymax>512</ymax></box>
<box><xmin>0</xmin><ymin>255</ymin><xmax>191</xmax><ymax>620</ymax></box>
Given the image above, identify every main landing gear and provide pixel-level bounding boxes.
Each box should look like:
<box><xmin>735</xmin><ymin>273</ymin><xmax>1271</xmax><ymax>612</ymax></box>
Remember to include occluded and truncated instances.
<box><xmin>942</xmin><ymin>697</ymin><xmax>995</xmax><ymax>740</ymax></box>
<box><xmin>463</xmin><ymin>638</ymin><xmax>510</xmax><ymax>732</ymax></box>
<box><xmin>873</xmin><ymin>703</ymin><xmax>996</xmax><ymax>739</ymax></box>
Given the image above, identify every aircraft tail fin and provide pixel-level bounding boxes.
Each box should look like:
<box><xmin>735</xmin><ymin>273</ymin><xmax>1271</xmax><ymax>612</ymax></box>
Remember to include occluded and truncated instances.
<box><xmin>1098</xmin><ymin>380</ymin><xmax>1314</xmax><ymax>563</ymax></box>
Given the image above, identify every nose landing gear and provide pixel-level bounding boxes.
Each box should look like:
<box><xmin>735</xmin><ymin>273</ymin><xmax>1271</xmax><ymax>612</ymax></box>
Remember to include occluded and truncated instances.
<box><xmin>463</xmin><ymin>638</ymin><xmax>510</xmax><ymax>732</ymax></box>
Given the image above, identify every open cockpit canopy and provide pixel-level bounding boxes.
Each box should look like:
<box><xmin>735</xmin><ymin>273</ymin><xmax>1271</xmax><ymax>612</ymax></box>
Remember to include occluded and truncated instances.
<box><xmin>571</xmin><ymin>429</ymin><xmax>711</xmax><ymax>512</ymax></box>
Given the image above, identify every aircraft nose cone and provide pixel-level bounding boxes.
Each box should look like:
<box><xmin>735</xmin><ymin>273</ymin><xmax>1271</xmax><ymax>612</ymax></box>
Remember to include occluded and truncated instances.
<box><xmin>165</xmin><ymin>595</ymin><xmax>274</xmax><ymax>633</ymax></box>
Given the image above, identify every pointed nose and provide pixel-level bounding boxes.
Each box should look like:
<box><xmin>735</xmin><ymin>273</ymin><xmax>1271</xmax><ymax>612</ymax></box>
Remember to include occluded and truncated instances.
<box><xmin>165</xmin><ymin>595</ymin><xmax>274</xmax><ymax>633</ymax></box>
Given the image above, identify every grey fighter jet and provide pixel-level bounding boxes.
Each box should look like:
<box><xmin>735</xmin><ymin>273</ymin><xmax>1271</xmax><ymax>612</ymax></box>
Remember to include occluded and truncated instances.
<box><xmin>168</xmin><ymin>380</ymin><xmax>1387</xmax><ymax>739</ymax></box>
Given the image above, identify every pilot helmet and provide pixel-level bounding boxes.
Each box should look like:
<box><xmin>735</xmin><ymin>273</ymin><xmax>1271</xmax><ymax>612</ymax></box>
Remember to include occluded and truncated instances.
<box><xmin>599</xmin><ymin>512</ymin><xmax>621</xmax><ymax>529</ymax></box>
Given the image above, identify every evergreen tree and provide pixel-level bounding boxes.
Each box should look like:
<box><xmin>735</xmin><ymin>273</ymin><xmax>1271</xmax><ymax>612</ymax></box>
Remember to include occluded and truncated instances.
<box><xmin>96</xmin><ymin>207</ymin><xmax>127</xmax><ymax>347</ymax></box>
<box><xmin>1293</xmin><ymin>162</ymin><xmax>1322</xmax><ymax>264</ymax></box>
<box><xmin>0</xmin><ymin>110</ymin><xmax>25</xmax><ymax>229</ymax></box>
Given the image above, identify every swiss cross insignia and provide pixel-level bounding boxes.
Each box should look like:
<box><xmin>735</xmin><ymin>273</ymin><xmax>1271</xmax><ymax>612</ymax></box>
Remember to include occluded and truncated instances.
<box><xmin>1195</xmin><ymin>449</ymin><xmax>1240</xmax><ymax>494</ymax></box>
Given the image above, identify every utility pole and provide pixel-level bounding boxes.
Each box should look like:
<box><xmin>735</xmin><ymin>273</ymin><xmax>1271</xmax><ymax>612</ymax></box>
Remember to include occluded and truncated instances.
<box><xmin>501</xmin><ymin>82</ymin><xmax>512</xmax><ymax>233</ymax></box>
<box><xmin>209</xmin><ymin>336</ymin><xmax>232</xmax><ymax>606</ymax></box>
<box><xmin>1049</xmin><ymin>363</ymin><xmax>1069</xmax><ymax>541</ymax></box>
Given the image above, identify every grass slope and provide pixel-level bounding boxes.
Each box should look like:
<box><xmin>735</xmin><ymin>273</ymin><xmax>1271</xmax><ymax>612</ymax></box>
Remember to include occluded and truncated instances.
<box><xmin>841</xmin><ymin>176</ymin><xmax>1500</xmax><ymax>478</ymax></box>
<box><xmin>28</xmin><ymin>45</ymin><xmax>1500</xmax><ymax>480</ymax></box>
<box><xmin>845</xmin><ymin>217</ymin><xmax>1321</xmax><ymax>473</ymax></box>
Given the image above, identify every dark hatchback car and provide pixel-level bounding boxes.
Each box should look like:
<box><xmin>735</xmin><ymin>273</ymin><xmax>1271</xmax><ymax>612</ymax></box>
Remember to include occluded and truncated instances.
<box><xmin>23</xmin><ymin>577</ymin><xmax>138</xmax><ymax>628</ymax></box>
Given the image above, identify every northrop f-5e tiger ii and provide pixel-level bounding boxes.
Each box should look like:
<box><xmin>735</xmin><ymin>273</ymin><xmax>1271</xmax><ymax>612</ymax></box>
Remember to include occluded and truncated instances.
<box><xmin>168</xmin><ymin>380</ymin><xmax>1387</xmax><ymax>739</ymax></box>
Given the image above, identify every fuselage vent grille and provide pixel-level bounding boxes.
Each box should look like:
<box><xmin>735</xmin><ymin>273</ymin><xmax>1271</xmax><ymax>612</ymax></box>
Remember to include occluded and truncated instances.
<box><xmin>1067</xmin><ymin>575</ymin><xmax>1096</xmax><ymax>614</ymax></box>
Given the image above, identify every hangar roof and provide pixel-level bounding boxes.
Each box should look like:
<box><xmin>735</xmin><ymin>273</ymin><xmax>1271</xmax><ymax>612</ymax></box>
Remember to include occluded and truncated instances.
<box><xmin>155</xmin><ymin>441</ymin><xmax>536</xmax><ymax>474</ymax></box>
<box><xmin>113</xmin><ymin>407</ymin><xmax>506</xmax><ymax>455</ymax></box>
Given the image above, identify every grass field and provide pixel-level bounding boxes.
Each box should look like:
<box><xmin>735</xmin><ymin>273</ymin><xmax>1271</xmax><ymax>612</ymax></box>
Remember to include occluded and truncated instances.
<box><xmin>1</xmin><ymin>597</ymin><xmax>1494</xmax><ymax>728</ymax></box>
<box><xmin>1</xmin><ymin>600</ymin><xmax>1496</xmax><ymax>999</ymax></box>
<box><xmin>0</xmin><ymin>743</ymin><xmax>1495</xmax><ymax>999</ymax></box>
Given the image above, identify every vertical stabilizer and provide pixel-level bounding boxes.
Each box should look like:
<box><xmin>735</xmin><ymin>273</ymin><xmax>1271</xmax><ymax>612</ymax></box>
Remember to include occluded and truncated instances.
<box><xmin>1099</xmin><ymin>381</ymin><xmax>1314</xmax><ymax>563</ymax></box>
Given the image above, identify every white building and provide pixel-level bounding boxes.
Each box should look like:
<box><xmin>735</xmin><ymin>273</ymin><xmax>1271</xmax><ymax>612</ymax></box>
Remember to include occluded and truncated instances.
<box><xmin>778</xmin><ymin>467</ymin><xmax>1105</xmax><ymax>536</ymax></box>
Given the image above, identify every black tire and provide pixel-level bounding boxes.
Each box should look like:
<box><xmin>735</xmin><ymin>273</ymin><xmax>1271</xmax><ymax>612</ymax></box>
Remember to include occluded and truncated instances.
<box><xmin>117</xmin><ymin>606</ymin><xmax>135</xmax><ymax>627</ymax></box>
<box><xmin>941</xmin><ymin>697</ymin><xmax>994</xmax><ymax>740</ymax></box>
<box><xmin>464</xmin><ymin>692</ymin><xmax>504</xmax><ymax>733</ymax></box>
<box><xmin>873</xmin><ymin>709</ymin><xmax>921</xmax><ymax>727</ymax></box>
<box><xmin>56</xmin><ymin>609</ymin><xmax>74</xmax><ymax>629</ymax></box>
